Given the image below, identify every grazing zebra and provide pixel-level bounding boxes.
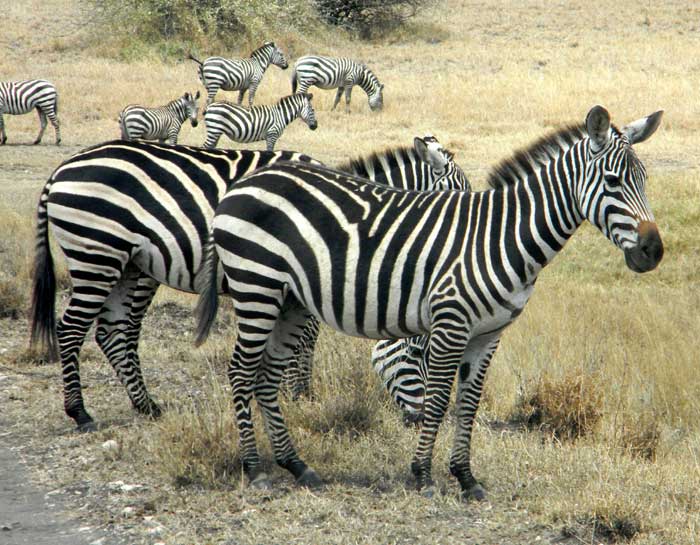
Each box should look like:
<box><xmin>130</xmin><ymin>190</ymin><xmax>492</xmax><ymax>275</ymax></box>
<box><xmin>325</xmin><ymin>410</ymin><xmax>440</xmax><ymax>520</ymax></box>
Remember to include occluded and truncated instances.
<box><xmin>119</xmin><ymin>91</ymin><xmax>201</xmax><ymax>144</ymax></box>
<box><xmin>29</xmin><ymin>140</ymin><xmax>321</xmax><ymax>432</ymax></box>
<box><xmin>189</xmin><ymin>42</ymin><xmax>288</xmax><ymax>107</ymax></box>
<box><xmin>291</xmin><ymin>55</ymin><xmax>384</xmax><ymax>112</ymax></box>
<box><xmin>283</xmin><ymin>135</ymin><xmax>471</xmax><ymax>406</ymax></box>
<box><xmin>28</xmin><ymin>135</ymin><xmax>461</xmax><ymax>431</ymax></box>
<box><xmin>194</xmin><ymin>106</ymin><xmax>664</xmax><ymax>501</ymax></box>
<box><xmin>203</xmin><ymin>93</ymin><xmax>317</xmax><ymax>151</ymax></box>
<box><xmin>0</xmin><ymin>79</ymin><xmax>60</xmax><ymax>145</ymax></box>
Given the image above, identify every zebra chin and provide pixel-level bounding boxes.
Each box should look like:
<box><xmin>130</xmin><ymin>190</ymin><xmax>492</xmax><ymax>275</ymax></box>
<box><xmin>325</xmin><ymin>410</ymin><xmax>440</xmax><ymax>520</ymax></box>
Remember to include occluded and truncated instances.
<box><xmin>623</xmin><ymin>221</ymin><xmax>664</xmax><ymax>273</ymax></box>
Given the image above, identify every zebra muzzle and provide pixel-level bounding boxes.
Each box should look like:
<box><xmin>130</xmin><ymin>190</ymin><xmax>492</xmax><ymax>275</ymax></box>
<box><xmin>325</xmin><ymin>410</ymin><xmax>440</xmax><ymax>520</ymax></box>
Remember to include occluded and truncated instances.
<box><xmin>624</xmin><ymin>221</ymin><xmax>663</xmax><ymax>273</ymax></box>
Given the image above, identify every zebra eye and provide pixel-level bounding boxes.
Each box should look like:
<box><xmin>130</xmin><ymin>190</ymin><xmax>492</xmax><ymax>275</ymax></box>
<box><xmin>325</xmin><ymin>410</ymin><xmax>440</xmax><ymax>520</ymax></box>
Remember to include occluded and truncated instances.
<box><xmin>604</xmin><ymin>174</ymin><xmax>621</xmax><ymax>187</ymax></box>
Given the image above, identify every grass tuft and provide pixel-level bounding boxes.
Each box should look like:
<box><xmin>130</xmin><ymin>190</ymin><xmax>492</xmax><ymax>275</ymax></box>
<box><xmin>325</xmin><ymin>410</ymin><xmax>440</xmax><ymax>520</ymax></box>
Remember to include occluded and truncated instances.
<box><xmin>618</xmin><ymin>411</ymin><xmax>661</xmax><ymax>462</ymax></box>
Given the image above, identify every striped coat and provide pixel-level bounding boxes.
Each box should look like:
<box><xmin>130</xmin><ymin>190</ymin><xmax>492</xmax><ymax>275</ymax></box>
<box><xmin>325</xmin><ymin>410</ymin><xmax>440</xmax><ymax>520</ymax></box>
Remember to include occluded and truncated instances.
<box><xmin>0</xmin><ymin>79</ymin><xmax>60</xmax><ymax>145</ymax></box>
<box><xmin>119</xmin><ymin>91</ymin><xmax>200</xmax><ymax>144</ymax></box>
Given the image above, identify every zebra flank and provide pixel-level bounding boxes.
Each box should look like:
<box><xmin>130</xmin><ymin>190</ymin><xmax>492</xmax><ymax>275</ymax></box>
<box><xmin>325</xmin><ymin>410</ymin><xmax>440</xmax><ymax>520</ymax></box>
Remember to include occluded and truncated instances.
<box><xmin>190</xmin><ymin>42</ymin><xmax>288</xmax><ymax>107</ymax></box>
<box><xmin>203</xmin><ymin>93</ymin><xmax>318</xmax><ymax>151</ymax></box>
<box><xmin>119</xmin><ymin>91</ymin><xmax>200</xmax><ymax>144</ymax></box>
<box><xmin>291</xmin><ymin>55</ymin><xmax>384</xmax><ymax>112</ymax></box>
<box><xmin>0</xmin><ymin>79</ymin><xmax>61</xmax><ymax>145</ymax></box>
<box><xmin>197</xmin><ymin>106</ymin><xmax>664</xmax><ymax>500</ymax></box>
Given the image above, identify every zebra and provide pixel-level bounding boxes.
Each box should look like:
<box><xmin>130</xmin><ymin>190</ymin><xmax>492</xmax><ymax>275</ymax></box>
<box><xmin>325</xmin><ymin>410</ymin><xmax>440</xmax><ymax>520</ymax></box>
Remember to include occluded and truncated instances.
<box><xmin>119</xmin><ymin>91</ymin><xmax>201</xmax><ymax>144</ymax></box>
<box><xmin>283</xmin><ymin>135</ymin><xmax>471</xmax><ymax>404</ymax></box>
<box><xmin>194</xmin><ymin>106</ymin><xmax>664</xmax><ymax>501</ymax></box>
<box><xmin>0</xmin><ymin>79</ymin><xmax>60</xmax><ymax>145</ymax></box>
<box><xmin>29</xmin><ymin>140</ymin><xmax>321</xmax><ymax>432</ymax></box>
<box><xmin>189</xmin><ymin>42</ymin><xmax>288</xmax><ymax>107</ymax></box>
<box><xmin>28</xmin><ymin>135</ymin><xmax>464</xmax><ymax>432</ymax></box>
<box><xmin>203</xmin><ymin>93</ymin><xmax>317</xmax><ymax>151</ymax></box>
<box><xmin>291</xmin><ymin>55</ymin><xmax>384</xmax><ymax>112</ymax></box>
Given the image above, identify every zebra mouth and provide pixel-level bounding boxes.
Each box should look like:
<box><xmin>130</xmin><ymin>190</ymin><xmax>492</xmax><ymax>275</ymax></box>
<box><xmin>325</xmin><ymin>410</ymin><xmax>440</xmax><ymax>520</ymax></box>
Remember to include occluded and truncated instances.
<box><xmin>191</xmin><ymin>120</ymin><xmax>199</xmax><ymax>127</ymax></box>
<box><xmin>623</xmin><ymin>221</ymin><xmax>663</xmax><ymax>273</ymax></box>
<box><xmin>309</xmin><ymin>122</ymin><xmax>318</xmax><ymax>131</ymax></box>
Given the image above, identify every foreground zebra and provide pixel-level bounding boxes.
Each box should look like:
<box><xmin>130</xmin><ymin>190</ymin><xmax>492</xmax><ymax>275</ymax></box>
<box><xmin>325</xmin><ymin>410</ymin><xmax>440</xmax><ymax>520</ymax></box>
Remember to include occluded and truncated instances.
<box><xmin>189</xmin><ymin>42</ymin><xmax>288</xmax><ymax>107</ymax></box>
<box><xmin>203</xmin><ymin>93</ymin><xmax>317</xmax><ymax>151</ymax></box>
<box><xmin>29</xmin><ymin>136</ymin><xmax>464</xmax><ymax>431</ymax></box>
<box><xmin>119</xmin><ymin>91</ymin><xmax>200</xmax><ymax>144</ymax></box>
<box><xmin>195</xmin><ymin>106</ymin><xmax>664</xmax><ymax>500</ymax></box>
<box><xmin>291</xmin><ymin>55</ymin><xmax>384</xmax><ymax>112</ymax></box>
<box><xmin>284</xmin><ymin>135</ymin><xmax>471</xmax><ymax>406</ymax></box>
<box><xmin>0</xmin><ymin>79</ymin><xmax>60</xmax><ymax>145</ymax></box>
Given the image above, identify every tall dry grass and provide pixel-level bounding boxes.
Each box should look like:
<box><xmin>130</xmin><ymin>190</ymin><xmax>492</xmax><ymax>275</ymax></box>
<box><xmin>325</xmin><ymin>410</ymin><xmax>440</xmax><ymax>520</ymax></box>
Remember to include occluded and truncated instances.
<box><xmin>1</xmin><ymin>0</ymin><xmax>699</xmax><ymax>543</ymax></box>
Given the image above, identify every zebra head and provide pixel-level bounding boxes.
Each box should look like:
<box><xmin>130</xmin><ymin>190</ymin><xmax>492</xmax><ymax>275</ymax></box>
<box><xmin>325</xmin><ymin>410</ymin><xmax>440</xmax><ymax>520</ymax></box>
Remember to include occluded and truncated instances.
<box><xmin>183</xmin><ymin>90</ymin><xmax>201</xmax><ymax>127</ymax></box>
<box><xmin>269</xmin><ymin>41</ymin><xmax>289</xmax><ymax>70</ymax></box>
<box><xmin>581</xmin><ymin>105</ymin><xmax>664</xmax><ymax>273</ymax></box>
<box><xmin>413</xmin><ymin>135</ymin><xmax>471</xmax><ymax>191</ymax></box>
<box><xmin>300</xmin><ymin>93</ymin><xmax>318</xmax><ymax>131</ymax></box>
<box><xmin>369</xmin><ymin>82</ymin><xmax>384</xmax><ymax>112</ymax></box>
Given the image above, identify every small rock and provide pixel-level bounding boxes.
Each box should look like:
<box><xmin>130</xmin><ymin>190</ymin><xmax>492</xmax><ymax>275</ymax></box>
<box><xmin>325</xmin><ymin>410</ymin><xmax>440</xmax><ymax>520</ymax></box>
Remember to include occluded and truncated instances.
<box><xmin>101</xmin><ymin>440</ymin><xmax>119</xmax><ymax>453</ymax></box>
<box><xmin>121</xmin><ymin>507</ymin><xmax>136</xmax><ymax>518</ymax></box>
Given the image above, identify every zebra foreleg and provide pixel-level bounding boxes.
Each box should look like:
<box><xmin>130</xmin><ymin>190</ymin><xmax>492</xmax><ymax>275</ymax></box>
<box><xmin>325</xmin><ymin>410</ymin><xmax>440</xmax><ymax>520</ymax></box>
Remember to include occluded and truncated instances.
<box><xmin>410</xmin><ymin>318</ymin><xmax>469</xmax><ymax>495</ymax></box>
<box><xmin>237</xmin><ymin>88</ymin><xmax>246</xmax><ymax>106</ymax></box>
<box><xmin>265</xmin><ymin>130</ymin><xmax>280</xmax><ymax>151</ymax></box>
<box><xmin>247</xmin><ymin>83</ymin><xmax>259</xmax><ymax>107</ymax></box>
<box><xmin>450</xmin><ymin>334</ymin><xmax>501</xmax><ymax>502</ymax></box>
<box><xmin>255</xmin><ymin>301</ymin><xmax>322</xmax><ymax>488</ymax></box>
<box><xmin>344</xmin><ymin>86</ymin><xmax>353</xmax><ymax>113</ymax></box>
<box><xmin>34</xmin><ymin>108</ymin><xmax>47</xmax><ymax>145</ymax></box>
<box><xmin>331</xmin><ymin>87</ymin><xmax>344</xmax><ymax>111</ymax></box>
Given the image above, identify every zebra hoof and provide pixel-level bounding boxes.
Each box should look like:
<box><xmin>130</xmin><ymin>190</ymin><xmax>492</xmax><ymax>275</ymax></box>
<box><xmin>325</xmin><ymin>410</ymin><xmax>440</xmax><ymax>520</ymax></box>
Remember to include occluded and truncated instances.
<box><xmin>136</xmin><ymin>400</ymin><xmax>162</xmax><ymax>419</ymax></box>
<box><xmin>463</xmin><ymin>483</ymin><xmax>487</xmax><ymax>502</ymax></box>
<box><xmin>33</xmin><ymin>140</ymin><xmax>41</xmax><ymax>145</ymax></box>
<box><xmin>402</xmin><ymin>411</ymin><xmax>424</xmax><ymax>428</ymax></box>
<box><xmin>296</xmin><ymin>468</ymin><xmax>323</xmax><ymax>489</ymax></box>
<box><xmin>76</xmin><ymin>420</ymin><xmax>97</xmax><ymax>433</ymax></box>
<box><xmin>250</xmin><ymin>473</ymin><xmax>273</xmax><ymax>491</ymax></box>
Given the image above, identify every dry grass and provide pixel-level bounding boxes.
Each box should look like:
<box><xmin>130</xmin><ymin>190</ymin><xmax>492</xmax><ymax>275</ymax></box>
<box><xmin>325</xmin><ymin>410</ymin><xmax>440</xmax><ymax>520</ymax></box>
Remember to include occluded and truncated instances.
<box><xmin>1</xmin><ymin>0</ymin><xmax>700</xmax><ymax>543</ymax></box>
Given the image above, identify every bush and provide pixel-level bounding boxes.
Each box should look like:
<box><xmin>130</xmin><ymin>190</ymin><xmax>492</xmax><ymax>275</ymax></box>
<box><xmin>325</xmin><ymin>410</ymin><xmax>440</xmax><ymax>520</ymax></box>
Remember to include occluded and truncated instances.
<box><xmin>315</xmin><ymin>0</ymin><xmax>433</xmax><ymax>38</ymax></box>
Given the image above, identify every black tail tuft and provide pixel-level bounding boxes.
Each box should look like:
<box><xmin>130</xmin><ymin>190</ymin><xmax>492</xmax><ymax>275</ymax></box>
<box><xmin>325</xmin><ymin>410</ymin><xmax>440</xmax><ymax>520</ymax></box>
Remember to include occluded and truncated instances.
<box><xmin>291</xmin><ymin>66</ymin><xmax>298</xmax><ymax>94</ymax></box>
<box><xmin>29</xmin><ymin>182</ymin><xmax>59</xmax><ymax>362</ymax></box>
<box><xmin>194</xmin><ymin>234</ymin><xmax>220</xmax><ymax>346</ymax></box>
<box><xmin>188</xmin><ymin>53</ymin><xmax>203</xmax><ymax>66</ymax></box>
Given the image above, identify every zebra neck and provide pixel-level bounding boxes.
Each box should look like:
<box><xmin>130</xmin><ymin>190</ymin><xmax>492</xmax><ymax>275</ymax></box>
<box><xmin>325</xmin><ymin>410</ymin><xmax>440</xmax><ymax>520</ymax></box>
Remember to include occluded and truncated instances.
<box><xmin>358</xmin><ymin>70</ymin><xmax>378</xmax><ymax>96</ymax></box>
<box><xmin>166</xmin><ymin>100</ymin><xmax>187</xmax><ymax>122</ymax></box>
<box><xmin>250</xmin><ymin>47</ymin><xmax>272</xmax><ymax>69</ymax></box>
<box><xmin>277</xmin><ymin>97</ymin><xmax>302</xmax><ymax>123</ymax></box>
<box><xmin>485</xmin><ymin>142</ymin><xmax>586</xmax><ymax>285</ymax></box>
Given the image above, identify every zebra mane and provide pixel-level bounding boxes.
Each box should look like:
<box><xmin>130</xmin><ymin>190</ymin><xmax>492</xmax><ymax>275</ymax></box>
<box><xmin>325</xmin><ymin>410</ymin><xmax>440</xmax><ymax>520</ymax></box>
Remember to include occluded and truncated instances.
<box><xmin>250</xmin><ymin>42</ymin><xmax>274</xmax><ymax>61</ymax></box>
<box><xmin>486</xmin><ymin>123</ymin><xmax>594</xmax><ymax>189</ymax></box>
<box><xmin>338</xmin><ymin>146</ymin><xmax>418</xmax><ymax>177</ymax></box>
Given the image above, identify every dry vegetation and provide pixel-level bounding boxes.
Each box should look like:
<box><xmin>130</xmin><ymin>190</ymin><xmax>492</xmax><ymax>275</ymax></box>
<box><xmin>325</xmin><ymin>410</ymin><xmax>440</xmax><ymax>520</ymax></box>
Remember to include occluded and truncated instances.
<box><xmin>1</xmin><ymin>0</ymin><xmax>699</xmax><ymax>543</ymax></box>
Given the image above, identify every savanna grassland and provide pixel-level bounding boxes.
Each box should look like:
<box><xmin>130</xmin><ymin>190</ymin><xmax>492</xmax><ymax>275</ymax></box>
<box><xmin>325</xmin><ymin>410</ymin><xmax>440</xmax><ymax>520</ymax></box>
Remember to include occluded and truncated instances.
<box><xmin>1</xmin><ymin>1</ymin><xmax>699</xmax><ymax>544</ymax></box>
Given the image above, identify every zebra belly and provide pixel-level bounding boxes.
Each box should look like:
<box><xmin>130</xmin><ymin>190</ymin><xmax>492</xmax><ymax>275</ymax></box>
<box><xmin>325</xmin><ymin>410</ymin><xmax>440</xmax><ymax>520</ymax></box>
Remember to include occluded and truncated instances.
<box><xmin>470</xmin><ymin>284</ymin><xmax>535</xmax><ymax>337</ymax></box>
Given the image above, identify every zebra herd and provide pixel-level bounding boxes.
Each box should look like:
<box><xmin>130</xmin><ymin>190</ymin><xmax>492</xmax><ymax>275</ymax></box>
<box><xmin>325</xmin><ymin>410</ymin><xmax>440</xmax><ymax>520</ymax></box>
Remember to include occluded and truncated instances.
<box><xmin>0</xmin><ymin>42</ymin><xmax>382</xmax><ymax>152</ymax></box>
<box><xmin>16</xmin><ymin>40</ymin><xmax>665</xmax><ymax>502</ymax></box>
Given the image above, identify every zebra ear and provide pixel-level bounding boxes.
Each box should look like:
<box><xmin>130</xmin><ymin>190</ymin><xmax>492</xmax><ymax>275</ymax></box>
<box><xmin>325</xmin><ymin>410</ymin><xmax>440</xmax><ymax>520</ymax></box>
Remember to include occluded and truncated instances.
<box><xmin>184</xmin><ymin>92</ymin><xmax>191</xmax><ymax>100</ymax></box>
<box><xmin>306</xmin><ymin>93</ymin><xmax>313</xmax><ymax>100</ymax></box>
<box><xmin>623</xmin><ymin>110</ymin><xmax>663</xmax><ymax>145</ymax></box>
<box><xmin>586</xmin><ymin>105</ymin><xmax>611</xmax><ymax>151</ymax></box>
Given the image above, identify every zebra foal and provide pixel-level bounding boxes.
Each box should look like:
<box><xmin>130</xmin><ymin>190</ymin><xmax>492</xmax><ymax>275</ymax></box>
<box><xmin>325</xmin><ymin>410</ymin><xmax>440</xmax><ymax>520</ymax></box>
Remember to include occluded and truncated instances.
<box><xmin>195</xmin><ymin>106</ymin><xmax>664</xmax><ymax>501</ymax></box>
<box><xmin>189</xmin><ymin>42</ymin><xmax>288</xmax><ymax>107</ymax></box>
<box><xmin>291</xmin><ymin>55</ymin><xmax>384</xmax><ymax>112</ymax></box>
<box><xmin>119</xmin><ymin>91</ymin><xmax>200</xmax><ymax>144</ymax></box>
<box><xmin>203</xmin><ymin>93</ymin><xmax>317</xmax><ymax>151</ymax></box>
<box><xmin>0</xmin><ymin>79</ymin><xmax>60</xmax><ymax>145</ymax></box>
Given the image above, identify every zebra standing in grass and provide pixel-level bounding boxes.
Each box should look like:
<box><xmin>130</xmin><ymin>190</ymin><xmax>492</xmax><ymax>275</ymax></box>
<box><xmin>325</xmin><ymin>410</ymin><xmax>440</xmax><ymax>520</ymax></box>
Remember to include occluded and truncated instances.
<box><xmin>119</xmin><ymin>91</ymin><xmax>201</xmax><ymax>144</ymax></box>
<box><xmin>28</xmin><ymin>135</ymin><xmax>462</xmax><ymax>432</ymax></box>
<box><xmin>194</xmin><ymin>106</ymin><xmax>664</xmax><ymax>501</ymax></box>
<box><xmin>0</xmin><ymin>79</ymin><xmax>60</xmax><ymax>145</ymax></box>
<box><xmin>284</xmin><ymin>135</ymin><xmax>472</xmax><ymax>408</ymax></box>
<box><xmin>189</xmin><ymin>42</ymin><xmax>288</xmax><ymax>107</ymax></box>
<box><xmin>203</xmin><ymin>93</ymin><xmax>317</xmax><ymax>151</ymax></box>
<box><xmin>291</xmin><ymin>55</ymin><xmax>384</xmax><ymax>112</ymax></box>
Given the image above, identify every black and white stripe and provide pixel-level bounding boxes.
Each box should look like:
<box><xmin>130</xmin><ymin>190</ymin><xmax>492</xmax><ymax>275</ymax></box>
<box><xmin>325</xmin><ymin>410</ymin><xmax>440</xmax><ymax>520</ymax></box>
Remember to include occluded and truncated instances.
<box><xmin>0</xmin><ymin>79</ymin><xmax>60</xmax><ymax>145</ymax></box>
<box><xmin>203</xmin><ymin>93</ymin><xmax>317</xmax><ymax>151</ymax></box>
<box><xmin>195</xmin><ymin>106</ymin><xmax>664</xmax><ymax>500</ymax></box>
<box><xmin>189</xmin><ymin>42</ymin><xmax>288</xmax><ymax>107</ymax></box>
<box><xmin>29</xmin><ymin>140</ymin><xmax>320</xmax><ymax>431</ymax></box>
<box><xmin>119</xmin><ymin>91</ymin><xmax>201</xmax><ymax>144</ymax></box>
<box><xmin>291</xmin><ymin>55</ymin><xmax>384</xmax><ymax>112</ymax></box>
<box><xmin>283</xmin><ymin>135</ymin><xmax>471</xmax><ymax>410</ymax></box>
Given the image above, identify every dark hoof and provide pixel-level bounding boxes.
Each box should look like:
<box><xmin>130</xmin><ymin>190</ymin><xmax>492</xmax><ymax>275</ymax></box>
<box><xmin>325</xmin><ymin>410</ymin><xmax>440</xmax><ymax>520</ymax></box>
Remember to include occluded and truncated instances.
<box><xmin>296</xmin><ymin>468</ymin><xmax>323</xmax><ymax>489</ymax></box>
<box><xmin>463</xmin><ymin>483</ymin><xmax>487</xmax><ymax>502</ymax></box>
<box><xmin>76</xmin><ymin>420</ymin><xmax>97</xmax><ymax>433</ymax></box>
<box><xmin>250</xmin><ymin>472</ymin><xmax>272</xmax><ymax>490</ymax></box>
<box><xmin>402</xmin><ymin>411</ymin><xmax>424</xmax><ymax>428</ymax></box>
<box><xmin>33</xmin><ymin>140</ymin><xmax>41</xmax><ymax>145</ymax></box>
<box><xmin>136</xmin><ymin>400</ymin><xmax>162</xmax><ymax>419</ymax></box>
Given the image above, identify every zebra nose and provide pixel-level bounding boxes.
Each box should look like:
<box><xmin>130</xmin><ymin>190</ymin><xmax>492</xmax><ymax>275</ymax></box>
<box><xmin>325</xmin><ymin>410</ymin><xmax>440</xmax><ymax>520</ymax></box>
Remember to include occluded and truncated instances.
<box><xmin>191</xmin><ymin>119</ymin><xmax>199</xmax><ymax>127</ymax></box>
<box><xmin>638</xmin><ymin>221</ymin><xmax>663</xmax><ymax>263</ymax></box>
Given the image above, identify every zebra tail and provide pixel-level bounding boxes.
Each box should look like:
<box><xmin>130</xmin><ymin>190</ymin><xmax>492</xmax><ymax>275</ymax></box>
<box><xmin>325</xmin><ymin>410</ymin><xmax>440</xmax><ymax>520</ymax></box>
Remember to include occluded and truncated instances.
<box><xmin>291</xmin><ymin>65</ymin><xmax>298</xmax><ymax>94</ymax></box>
<box><xmin>118</xmin><ymin>112</ymin><xmax>128</xmax><ymax>140</ymax></box>
<box><xmin>194</xmin><ymin>234</ymin><xmax>220</xmax><ymax>346</ymax></box>
<box><xmin>188</xmin><ymin>53</ymin><xmax>203</xmax><ymax>66</ymax></box>
<box><xmin>29</xmin><ymin>179</ymin><xmax>59</xmax><ymax>362</ymax></box>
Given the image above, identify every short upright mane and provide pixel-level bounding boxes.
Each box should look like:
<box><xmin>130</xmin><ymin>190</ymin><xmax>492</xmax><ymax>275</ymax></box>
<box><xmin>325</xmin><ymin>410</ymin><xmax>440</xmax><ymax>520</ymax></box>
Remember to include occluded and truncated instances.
<box><xmin>338</xmin><ymin>146</ymin><xmax>416</xmax><ymax>177</ymax></box>
<box><xmin>487</xmin><ymin>124</ymin><xmax>590</xmax><ymax>189</ymax></box>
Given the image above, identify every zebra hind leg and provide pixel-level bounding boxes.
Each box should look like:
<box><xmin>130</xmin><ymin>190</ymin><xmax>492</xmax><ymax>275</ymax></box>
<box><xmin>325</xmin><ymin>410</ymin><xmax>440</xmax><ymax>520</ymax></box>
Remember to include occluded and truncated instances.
<box><xmin>282</xmin><ymin>316</ymin><xmax>320</xmax><ymax>400</ymax></box>
<box><xmin>95</xmin><ymin>268</ymin><xmax>162</xmax><ymax>419</ymax></box>
<box><xmin>0</xmin><ymin>114</ymin><xmax>6</xmax><ymax>144</ymax></box>
<box><xmin>34</xmin><ymin>108</ymin><xmax>48</xmax><ymax>144</ymax></box>
<box><xmin>331</xmin><ymin>87</ymin><xmax>343</xmax><ymax>111</ymax></box>
<box><xmin>255</xmin><ymin>299</ymin><xmax>322</xmax><ymax>488</ymax></box>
